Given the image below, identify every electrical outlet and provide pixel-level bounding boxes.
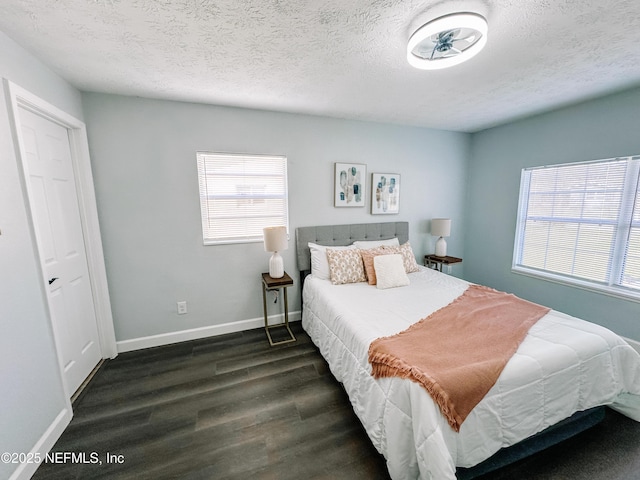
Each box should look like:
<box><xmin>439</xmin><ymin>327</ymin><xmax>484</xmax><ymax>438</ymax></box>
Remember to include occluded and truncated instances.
<box><xmin>177</xmin><ymin>301</ymin><xmax>188</xmax><ymax>315</ymax></box>
<box><xmin>446</xmin><ymin>265</ymin><xmax>453</xmax><ymax>274</ymax></box>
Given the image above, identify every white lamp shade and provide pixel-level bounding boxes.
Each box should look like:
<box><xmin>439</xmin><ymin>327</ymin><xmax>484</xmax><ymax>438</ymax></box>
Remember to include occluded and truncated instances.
<box><xmin>263</xmin><ymin>226</ymin><xmax>288</xmax><ymax>252</ymax></box>
<box><xmin>431</xmin><ymin>218</ymin><xmax>451</xmax><ymax>237</ymax></box>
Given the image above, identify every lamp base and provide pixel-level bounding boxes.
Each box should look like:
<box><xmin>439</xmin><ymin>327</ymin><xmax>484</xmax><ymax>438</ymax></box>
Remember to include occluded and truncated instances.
<box><xmin>269</xmin><ymin>252</ymin><xmax>284</xmax><ymax>278</ymax></box>
<box><xmin>435</xmin><ymin>237</ymin><xmax>447</xmax><ymax>257</ymax></box>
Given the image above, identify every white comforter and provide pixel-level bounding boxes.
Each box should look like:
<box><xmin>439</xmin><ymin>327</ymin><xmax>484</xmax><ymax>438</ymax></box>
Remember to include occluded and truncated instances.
<box><xmin>301</xmin><ymin>266</ymin><xmax>640</xmax><ymax>480</ymax></box>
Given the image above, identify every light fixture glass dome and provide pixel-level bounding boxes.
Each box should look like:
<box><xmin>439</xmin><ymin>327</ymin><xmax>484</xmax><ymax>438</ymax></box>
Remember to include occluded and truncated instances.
<box><xmin>407</xmin><ymin>12</ymin><xmax>488</xmax><ymax>70</ymax></box>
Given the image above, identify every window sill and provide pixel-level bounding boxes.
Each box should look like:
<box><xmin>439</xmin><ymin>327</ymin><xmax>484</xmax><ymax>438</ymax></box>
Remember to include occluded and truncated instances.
<box><xmin>511</xmin><ymin>266</ymin><xmax>640</xmax><ymax>304</ymax></box>
<box><xmin>203</xmin><ymin>238</ymin><xmax>264</xmax><ymax>246</ymax></box>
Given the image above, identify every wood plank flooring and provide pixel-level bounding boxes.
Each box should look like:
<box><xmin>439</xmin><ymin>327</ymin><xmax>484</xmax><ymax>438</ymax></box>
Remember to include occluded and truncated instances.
<box><xmin>33</xmin><ymin>322</ymin><xmax>640</xmax><ymax>480</ymax></box>
<box><xmin>33</xmin><ymin>323</ymin><xmax>389</xmax><ymax>480</ymax></box>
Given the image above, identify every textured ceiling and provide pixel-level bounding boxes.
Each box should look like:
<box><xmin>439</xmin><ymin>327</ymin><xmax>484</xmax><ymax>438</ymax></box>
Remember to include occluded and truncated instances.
<box><xmin>2</xmin><ymin>0</ymin><xmax>640</xmax><ymax>132</ymax></box>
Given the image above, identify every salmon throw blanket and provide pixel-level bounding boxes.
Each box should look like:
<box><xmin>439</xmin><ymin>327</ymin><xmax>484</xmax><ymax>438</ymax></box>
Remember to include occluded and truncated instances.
<box><xmin>368</xmin><ymin>284</ymin><xmax>550</xmax><ymax>432</ymax></box>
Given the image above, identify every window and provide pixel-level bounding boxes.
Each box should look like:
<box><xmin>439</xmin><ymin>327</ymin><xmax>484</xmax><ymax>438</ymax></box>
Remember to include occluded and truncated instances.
<box><xmin>197</xmin><ymin>152</ymin><xmax>288</xmax><ymax>245</ymax></box>
<box><xmin>513</xmin><ymin>155</ymin><xmax>640</xmax><ymax>300</ymax></box>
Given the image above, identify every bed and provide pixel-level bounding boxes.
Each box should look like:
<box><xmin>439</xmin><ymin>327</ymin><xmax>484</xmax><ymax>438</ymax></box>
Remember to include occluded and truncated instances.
<box><xmin>296</xmin><ymin>221</ymin><xmax>640</xmax><ymax>480</ymax></box>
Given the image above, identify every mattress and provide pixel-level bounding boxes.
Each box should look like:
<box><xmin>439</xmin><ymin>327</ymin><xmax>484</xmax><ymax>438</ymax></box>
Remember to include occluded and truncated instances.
<box><xmin>301</xmin><ymin>266</ymin><xmax>640</xmax><ymax>480</ymax></box>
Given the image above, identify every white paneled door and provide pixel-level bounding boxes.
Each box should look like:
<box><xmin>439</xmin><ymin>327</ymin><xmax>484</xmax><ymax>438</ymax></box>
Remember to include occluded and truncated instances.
<box><xmin>18</xmin><ymin>106</ymin><xmax>102</xmax><ymax>396</ymax></box>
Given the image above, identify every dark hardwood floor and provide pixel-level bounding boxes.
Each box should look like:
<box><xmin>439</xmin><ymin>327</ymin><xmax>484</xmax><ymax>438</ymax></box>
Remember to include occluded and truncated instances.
<box><xmin>33</xmin><ymin>322</ymin><xmax>640</xmax><ymax>480</ymax></box>
<box><xmin>33</xmin><ymin>323</ymin><xmax>389</xmax><ymax>480</ymax></box>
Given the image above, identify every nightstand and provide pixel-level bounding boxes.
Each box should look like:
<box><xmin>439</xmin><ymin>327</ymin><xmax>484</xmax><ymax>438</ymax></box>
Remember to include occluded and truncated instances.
<box><xmin>261</xmin><ymin>272</ymin><xmax>296</xmax><ymax>346</ymax></box>
<box><xmin>424</xmin><ymin>254</ymin><xmax>462</xmax><ymax>272</ymax></box>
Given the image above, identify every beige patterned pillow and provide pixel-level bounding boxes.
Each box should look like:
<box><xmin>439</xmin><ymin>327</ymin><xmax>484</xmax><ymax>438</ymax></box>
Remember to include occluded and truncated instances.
<box><xmin>326</xmin><ymin>248</ymin><xmax>366</xmax><ymax>285</ymax></box>
<box><xmin>382</xmin><ymin>242</ymin><xmax>420</xmax><ymax>273</ymax></box>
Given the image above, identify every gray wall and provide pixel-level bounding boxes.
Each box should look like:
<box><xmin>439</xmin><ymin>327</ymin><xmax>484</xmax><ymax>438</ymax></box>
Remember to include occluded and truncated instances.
<box><xmin>0</xmin><ymin>31</ymin><xmax>83</xmax><ymax>479</ymax></box>
<box><xmin>82</xmin><ymin>93</ymin><xmax>470</xmax><ymax>342</ymax></box>
<box><xmin>464</xmin><ymin>87</ymin><xmax>640</xmax><ymax>340</ymax></box>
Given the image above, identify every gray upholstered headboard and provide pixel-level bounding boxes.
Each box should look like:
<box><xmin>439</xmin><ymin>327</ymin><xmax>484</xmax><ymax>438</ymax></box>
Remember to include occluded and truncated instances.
<box><xmin>295</xmin><ymin>222</ymin><xmax>409</xmax><ymax>276</ymax></box>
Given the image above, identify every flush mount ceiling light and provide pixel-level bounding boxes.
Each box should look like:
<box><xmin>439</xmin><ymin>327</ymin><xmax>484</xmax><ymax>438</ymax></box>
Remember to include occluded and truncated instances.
<box><xmin>407</xmin><ymin>12</ymin><xmax>488</xmax><ymax>70</ymax></box>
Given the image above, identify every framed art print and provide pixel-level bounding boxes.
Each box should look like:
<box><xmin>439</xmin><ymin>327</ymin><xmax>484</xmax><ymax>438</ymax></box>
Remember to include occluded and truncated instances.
<box><xmin>334</xmin><ymin>163</ymin><xmax>366</xmax><ymax>207</ymax></box>
<box><xmin>371</xmin><ymin>173</ymin><xmax>400</xmax><ymax>214</ymax></box>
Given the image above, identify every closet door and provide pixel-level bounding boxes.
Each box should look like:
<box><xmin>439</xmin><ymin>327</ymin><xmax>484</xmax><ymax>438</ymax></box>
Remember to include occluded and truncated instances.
<box><xmin>18</xmin><ymin>106</ymin><xmax>102</xmax><ymax>396</ymax></box>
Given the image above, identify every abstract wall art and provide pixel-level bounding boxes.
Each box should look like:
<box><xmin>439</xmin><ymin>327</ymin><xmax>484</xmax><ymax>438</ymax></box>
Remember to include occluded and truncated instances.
<box><xmin>371</xmin><ymin>173</ymin><xmax>400</xmax><ymax>214</ymax></box>
<box><xmin>334</xmin><ymin>163</ymin><xmax>366</xmax><ymax>207</ymax></box>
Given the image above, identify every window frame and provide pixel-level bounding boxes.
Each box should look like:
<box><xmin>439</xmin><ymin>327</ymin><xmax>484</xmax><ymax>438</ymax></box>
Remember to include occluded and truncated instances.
<box><xmin>196</xmin><ymin>152</ymin><xmax>289</xmax><ymax>246</ymax></box>
<box><xmin>512</xmin><ymin>155</ymin><xmax>640</xmax><ymax>303</ymax></box>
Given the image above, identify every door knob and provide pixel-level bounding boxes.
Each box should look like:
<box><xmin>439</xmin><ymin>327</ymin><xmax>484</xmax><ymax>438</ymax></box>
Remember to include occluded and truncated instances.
<box><xmin>48</xmin><ymin>277</ymin><xmax>59</xmax><ymax>285</ymax></box>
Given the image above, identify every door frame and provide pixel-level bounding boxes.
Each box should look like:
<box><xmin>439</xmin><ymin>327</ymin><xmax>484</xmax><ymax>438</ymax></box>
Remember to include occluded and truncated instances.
<box><xmin>5</xmin><ymin>80</ymin><xmax>117</xmax><ymax>394</ymax></box>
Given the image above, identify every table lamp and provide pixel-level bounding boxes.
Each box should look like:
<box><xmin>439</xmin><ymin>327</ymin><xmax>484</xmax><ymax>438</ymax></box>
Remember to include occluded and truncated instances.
<box><xmin>431</xmin><ymin>218</ymin><xmax>451</xmax><ymax>257</ymax></box>
<box><xmin>263</xmin><ymin>226</ymin><xmax>288</xmax><ymax>278</ymax></box>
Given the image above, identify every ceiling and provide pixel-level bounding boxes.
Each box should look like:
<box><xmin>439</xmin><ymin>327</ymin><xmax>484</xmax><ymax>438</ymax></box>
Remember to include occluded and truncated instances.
<box><xmin>2</xmin><ymin>0</ymin><xmax>640</xmax><ymax>132</ymax></box>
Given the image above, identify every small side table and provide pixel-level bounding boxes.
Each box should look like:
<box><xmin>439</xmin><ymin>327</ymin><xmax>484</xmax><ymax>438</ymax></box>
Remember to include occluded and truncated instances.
<box><xmin>261</xmin><ymin>272</ymin><xmax>296</xmax><ymax>346</ymax></box>
<box><xmin>424</xmin><ymin>254</ymin><xmax>462</xmax><ymax>272</ymax></box>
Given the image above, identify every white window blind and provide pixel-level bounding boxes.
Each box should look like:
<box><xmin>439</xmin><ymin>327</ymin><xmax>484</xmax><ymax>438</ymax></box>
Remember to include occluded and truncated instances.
<box><xmin>513</xmin><ymin>155</ymin><xmax>640</xmax><ymax>299</ymax></box>
<box><xmin>197</xmin><ymin>152</ymin><xmax>288</xmax><ymax>245</ymax></box>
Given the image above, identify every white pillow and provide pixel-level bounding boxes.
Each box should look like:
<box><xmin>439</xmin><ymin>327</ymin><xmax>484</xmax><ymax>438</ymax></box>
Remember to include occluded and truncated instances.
<box><xmin>374</xmin><ymin>254</ymin><xmax>410</xmax><ymax>289</ymax></box>
<box><xmin>308</xmin><ymin>242</ymin><xmax>354</xmax><ymax>280</ymax></box>
<box><xmin>352</xmin><ymin>237</ymin><xmax>400</xmax><ymax>249</ymax></box>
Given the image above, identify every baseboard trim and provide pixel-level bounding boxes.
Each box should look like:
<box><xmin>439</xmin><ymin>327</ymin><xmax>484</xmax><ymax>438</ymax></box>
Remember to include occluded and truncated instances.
<box><xmin>624</xmin><ymin>336</ymin><xmax>640</xmax><ymax>355</ymax></box>
<box><xmin>9</xmin><ymin>407</ymin><xmax>72</xmax><ymax>480</ymax></box>
<box><xmin>116</xmin><ymin>311</ymin><xmax>302</xmax><ymax>353</ymax></box>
